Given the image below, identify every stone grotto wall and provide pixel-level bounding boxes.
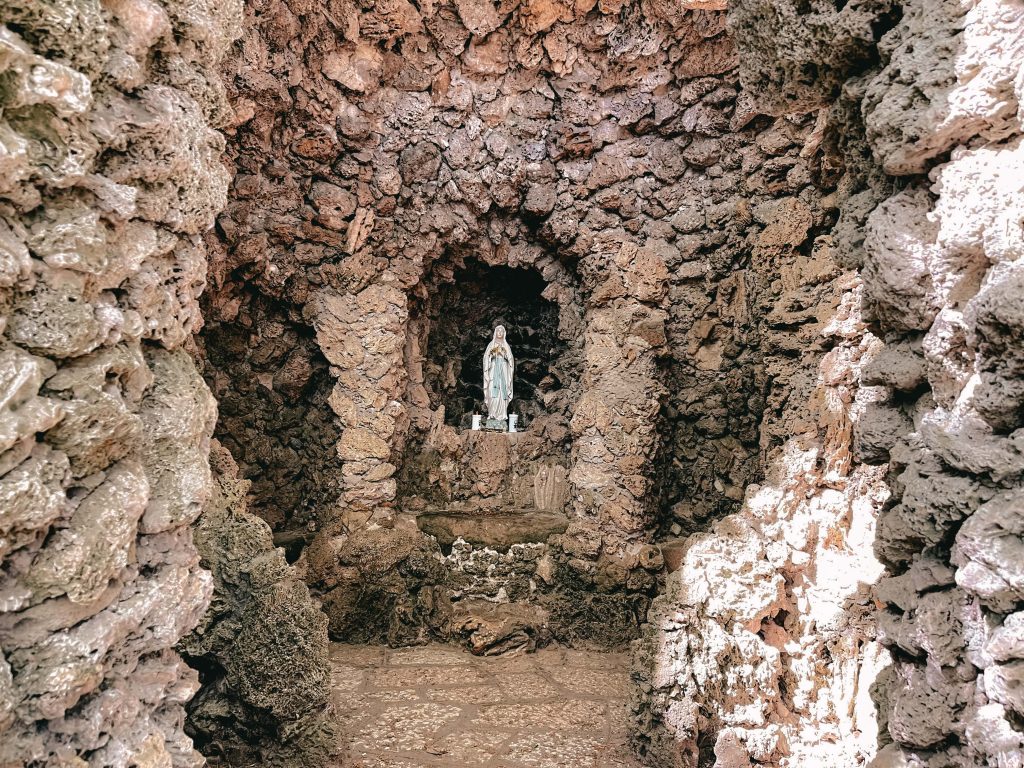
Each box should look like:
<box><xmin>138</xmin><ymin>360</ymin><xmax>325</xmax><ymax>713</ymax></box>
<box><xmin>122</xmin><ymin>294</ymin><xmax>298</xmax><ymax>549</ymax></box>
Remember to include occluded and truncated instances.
<box><xmin>0</xmin><ymin>0</ymin><xmax>239</xmax><ymax>763</ymax></box>
<box><xmin>631</xmin><ymin>229</ymin><xmax>891</xmax><ymax>766</ymax></box>
<box><xmin>851</xmin><ymin>0</ymin><xmax>1024</xmax><ymax>763</ymax></box>
<box><xmin>632</xmin><ymin>0</ymin><xmax>1024</xmax><ymax>765</ymax></box>
<box><xmin>199</xmin><ymin>293</ymin><xmax>342</xmax><ymax>543</ymax></box>
<box><xmin>6</xmin><ymin>0</ymin><xmax>1021</xmax><ymax>763</ymax></box>
<box><xmin>201</xmin><ymin>0</ymin><xmax>856</xmax><ymax>653</ymax></box>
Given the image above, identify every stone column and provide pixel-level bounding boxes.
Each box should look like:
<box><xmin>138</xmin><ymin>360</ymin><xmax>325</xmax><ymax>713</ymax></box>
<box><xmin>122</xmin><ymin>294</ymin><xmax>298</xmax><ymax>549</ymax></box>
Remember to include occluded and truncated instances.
<box><xmin>311</xmin><ymin>282</ymin><xmax>409</xmax><ymax>526</ymax></box>
<box><xmin>570</xmin><ymin>237</ymin><xmax>670</xmax><ymax>542</ymax></box>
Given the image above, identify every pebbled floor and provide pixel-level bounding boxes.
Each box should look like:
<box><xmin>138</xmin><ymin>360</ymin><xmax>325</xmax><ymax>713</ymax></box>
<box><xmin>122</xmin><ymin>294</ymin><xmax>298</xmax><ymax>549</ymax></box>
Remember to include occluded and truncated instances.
<box><xmin>330</xmin><ymin>643</ymin><xmax>650</xmax><ymax>768</ymax></box>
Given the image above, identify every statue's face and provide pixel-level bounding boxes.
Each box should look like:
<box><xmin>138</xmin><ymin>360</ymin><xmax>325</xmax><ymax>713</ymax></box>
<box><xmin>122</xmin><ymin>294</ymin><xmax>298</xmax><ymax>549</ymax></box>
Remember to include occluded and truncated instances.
<box><xmin>496</xmin><ymin>327</ymin><xmax>505</xmax><ymax>340</ymax></box>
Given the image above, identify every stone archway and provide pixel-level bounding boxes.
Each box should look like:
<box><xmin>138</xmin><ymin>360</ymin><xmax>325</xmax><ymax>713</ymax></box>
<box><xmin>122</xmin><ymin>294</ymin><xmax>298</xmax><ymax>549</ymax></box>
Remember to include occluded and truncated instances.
<box><xmin>400</xmin><ymin>251</ymin><xmax>582</xmax><ymax>518</ymax></box>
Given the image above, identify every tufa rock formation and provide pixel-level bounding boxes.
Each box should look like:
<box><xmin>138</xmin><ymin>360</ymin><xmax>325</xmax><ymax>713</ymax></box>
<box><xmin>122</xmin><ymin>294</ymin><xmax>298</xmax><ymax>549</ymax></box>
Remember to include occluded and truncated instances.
<box><xmin>0</xmin><ymin>0</ymin><xmax>238</xmax><ymax>763</ymax></box>
<box><xmin>180</xmin><ymin>441</ymin><xmax>336</xmax><ymax>767</ymax></box>
<box><xmin>200</xmin><ymin>0</ymin><xmax>848</xmax><ymax>653</ymax></box>
<box><xmin>1</xmin><ymin>0</ymin><xmax>1022</xmax><ymax>766</ymax></box>
<box><xmin>633</xmin><ymin>0</ymin><xmax>1024</xmax><ymax>765</ymax></box>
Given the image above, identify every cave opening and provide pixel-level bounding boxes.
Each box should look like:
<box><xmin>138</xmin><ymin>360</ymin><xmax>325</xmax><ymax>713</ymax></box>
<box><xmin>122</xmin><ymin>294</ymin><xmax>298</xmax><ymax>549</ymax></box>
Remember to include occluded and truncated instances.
<box><xmin>199</xmin><ymin>291</ymin><xmax>342</xmax><ymax>548</ymax></box>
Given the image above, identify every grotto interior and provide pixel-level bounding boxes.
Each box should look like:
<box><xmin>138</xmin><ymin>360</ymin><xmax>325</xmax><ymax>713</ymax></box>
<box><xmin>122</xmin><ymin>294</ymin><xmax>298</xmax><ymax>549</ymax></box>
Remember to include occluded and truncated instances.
<box><xmin>2</xmin><ymin>0</ymin><xmax>1024</xmax><ymax>766</ymax></box>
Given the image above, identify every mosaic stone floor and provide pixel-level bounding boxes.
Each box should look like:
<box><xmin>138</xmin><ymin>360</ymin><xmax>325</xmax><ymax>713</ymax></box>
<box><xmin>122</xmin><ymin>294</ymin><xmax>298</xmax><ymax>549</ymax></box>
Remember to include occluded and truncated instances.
<box><xmin>330</xmin><ymin>643</ymin><xmax>650</xmax><ymax>768</ymax></box>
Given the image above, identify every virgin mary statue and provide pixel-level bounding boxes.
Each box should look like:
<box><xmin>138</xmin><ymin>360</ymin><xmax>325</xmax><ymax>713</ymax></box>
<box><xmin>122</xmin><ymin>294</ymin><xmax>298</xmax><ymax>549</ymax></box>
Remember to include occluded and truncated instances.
<box><xmin>483</xmin><ymin>325</ymin><xmax>514</xmax><ymax>422</ymax></box>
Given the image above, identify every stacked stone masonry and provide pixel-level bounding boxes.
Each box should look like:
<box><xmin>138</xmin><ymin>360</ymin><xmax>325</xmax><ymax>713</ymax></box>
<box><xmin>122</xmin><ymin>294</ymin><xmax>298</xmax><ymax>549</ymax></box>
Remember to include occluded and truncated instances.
<box><xmin>857</xmin><ymin>0</ymin><xmax>1024</xmax><ymax>764</ymax></box>
<box><xmin>179</xmin><ymin>441</ymin><xmax>335</xmax><ymax>767</ymax></box>
<box><xmin>201</xmin><ymin>0</ymin><xmax>853</xmax><ymax>651</ymax></box>
<box><xmin>2</xmin><ymin>0</ymin><xmax>1023</xmax><ymax>767</ymax></box>
<box><xmin>0</xmin><ymin>0</ymin><xmax>240</xmax><ymax>764</ymax></box>
<box><xmin>635</xmin><ymin>0</ymin><xmax>1024</xmax><ymax>766</ymax></box>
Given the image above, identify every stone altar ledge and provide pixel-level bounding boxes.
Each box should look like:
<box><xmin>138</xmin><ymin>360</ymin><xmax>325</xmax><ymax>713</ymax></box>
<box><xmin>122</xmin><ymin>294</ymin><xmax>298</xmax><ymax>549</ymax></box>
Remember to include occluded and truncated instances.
<box><xmin>415</xmin><ymin>510</ymin><xmax>570</xmax><ymax>549</ymax></box>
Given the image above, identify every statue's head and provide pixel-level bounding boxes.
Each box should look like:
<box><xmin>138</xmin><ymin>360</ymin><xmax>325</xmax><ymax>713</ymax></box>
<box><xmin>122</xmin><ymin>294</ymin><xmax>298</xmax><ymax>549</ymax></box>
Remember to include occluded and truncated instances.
<box><xmin>494</xmin><ymin>325</ymin><xmax>506</xmax><ymax>340</ymax></box>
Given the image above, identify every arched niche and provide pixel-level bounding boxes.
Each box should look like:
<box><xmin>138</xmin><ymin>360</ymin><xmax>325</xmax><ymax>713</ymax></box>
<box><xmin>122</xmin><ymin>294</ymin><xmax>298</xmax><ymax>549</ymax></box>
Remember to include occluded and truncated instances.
<box><xmin>421</xmin><ymin>261</ymin><xmax>567</xmax><ymax>428</ymax></box>
<box><xmin>400</xmin><ymin>252</ymin><xmax>582</xmax><ymax>516</ymax></box>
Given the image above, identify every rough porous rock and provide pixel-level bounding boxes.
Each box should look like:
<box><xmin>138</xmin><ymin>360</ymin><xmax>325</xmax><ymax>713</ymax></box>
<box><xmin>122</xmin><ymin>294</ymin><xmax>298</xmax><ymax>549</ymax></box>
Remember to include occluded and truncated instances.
<box><xmin>0</xmin><ymin>0</ymin><xmax>239</xmax><ymax>763</ymax></box>
<box><xmin>180</xmin><ymin>442</ymin><xmax>337</xmax><ymax>767</ymax></box>
<box><xmin>200</xmin><ymin>0</ymin><xmax>851</xmax><ymax>650</ymax></box>
<box><xmin>859</xmin><ymin>2</ymin><xmax>1024</xmax><ymax>762</ymax></box>
<box><xmin>8</xmin><ymin>0</ymin><xmax>1021</xmax><ymax>764</ymax></box>
<box><xmin>631</xmin><ymin>268</ymin><xmax>891</xmax><ymax>766</ymax></box>
<box><xmin>862</xmin><ymin>0</ymin><xmax>1024</xmax><ymax>176</ymax></box>
<box><xmin>729</xmin><ymin>0</ymin><xmax>898</xmax><ymax>116</ymax></box>
<box><xmin>300</xmin><ymin>521</ymin><xmax>451</xmax><ymax>647</ymax></box>
<box><xmin>657</xmin><ymin>0</ymin><xmax>1024</xmax><ymax>765</ymax></box>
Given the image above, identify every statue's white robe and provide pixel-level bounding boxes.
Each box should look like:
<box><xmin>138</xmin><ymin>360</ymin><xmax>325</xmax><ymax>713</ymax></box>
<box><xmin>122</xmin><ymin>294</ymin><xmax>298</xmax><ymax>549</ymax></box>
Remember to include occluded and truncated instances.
<box><xmin>483</xmin><ymin>339</ymin><xmax>514</xmax><ymax>420</ymax></box>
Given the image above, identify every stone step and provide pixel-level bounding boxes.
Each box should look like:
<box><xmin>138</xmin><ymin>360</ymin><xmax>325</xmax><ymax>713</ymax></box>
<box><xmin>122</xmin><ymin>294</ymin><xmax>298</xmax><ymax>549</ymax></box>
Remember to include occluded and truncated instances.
<box><xmin>415</xmin><ymin>510</ymin><xmax>570</xmax><ymax>549</ymax></box>
<box><xmin>451</xmin><ymin>598</ymin><xmax>552</xmax><ymax>655</ymax></box>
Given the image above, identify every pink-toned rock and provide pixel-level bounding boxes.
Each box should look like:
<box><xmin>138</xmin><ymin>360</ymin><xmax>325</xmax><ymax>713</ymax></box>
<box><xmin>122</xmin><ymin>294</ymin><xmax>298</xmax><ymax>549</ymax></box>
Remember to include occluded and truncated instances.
<box><xmin>339</xmin><ymin>427</ymin><xmax>392</xmax><ymax>461</ymax></box>
<box><xmin>454</xmin><ymin>0</ymin><xmax>502</xmax><ymax>36</ymax></box>
<box><xmin>323</xmin><ymin>44</ymin><xmax>384</xmax><ymax>93</ymax></box>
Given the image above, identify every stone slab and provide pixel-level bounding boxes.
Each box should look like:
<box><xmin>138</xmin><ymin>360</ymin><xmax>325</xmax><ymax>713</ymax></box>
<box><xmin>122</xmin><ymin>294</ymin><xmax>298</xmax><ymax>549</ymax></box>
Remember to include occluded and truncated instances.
<box><xmin>416</xmin><ymin>511</ymin><xmax>570</xmax><ymax>549</ymax></box>
<box><xmin>331</xmin><ymin>642</ymin><xmax>650</xmax><ymax>767</ymax></box>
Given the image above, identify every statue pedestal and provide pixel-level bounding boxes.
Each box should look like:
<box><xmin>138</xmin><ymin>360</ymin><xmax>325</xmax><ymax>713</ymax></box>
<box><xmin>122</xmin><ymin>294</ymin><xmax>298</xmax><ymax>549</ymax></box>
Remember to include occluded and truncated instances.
<box><xmin>469</xmin><ymin>414</ymin><xmax>518</xmax><ymax>433</ymax></box>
